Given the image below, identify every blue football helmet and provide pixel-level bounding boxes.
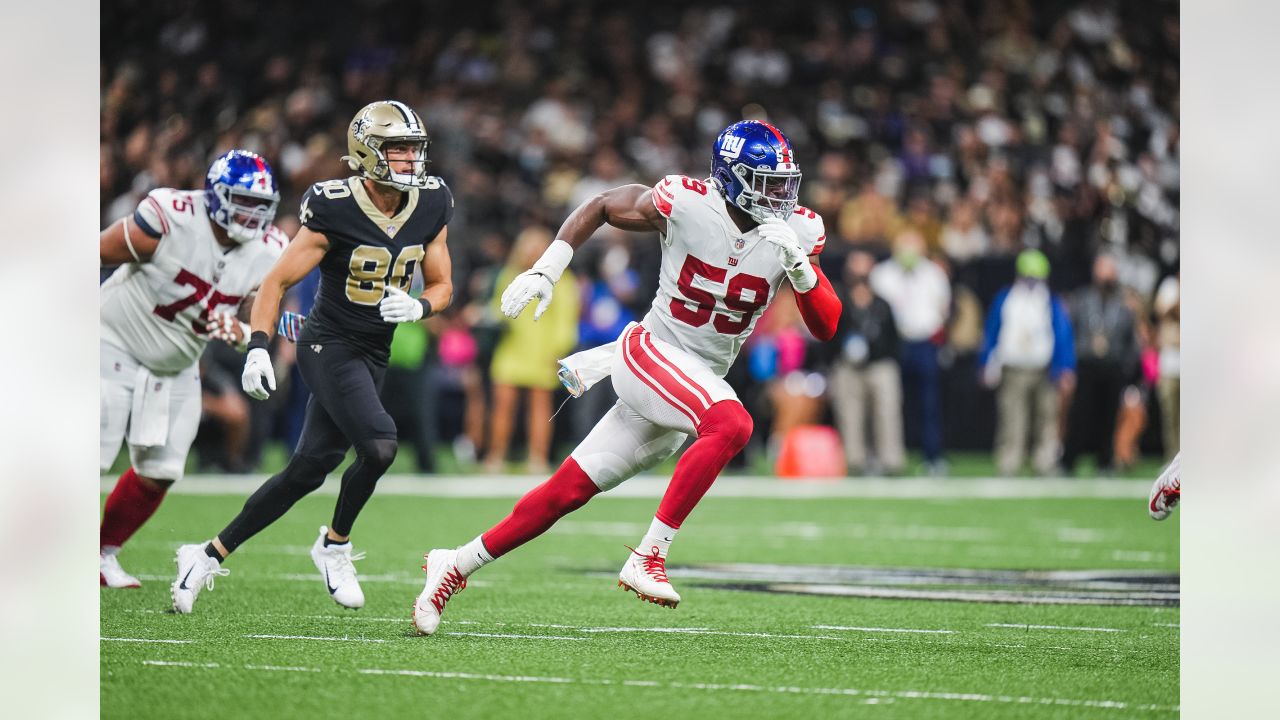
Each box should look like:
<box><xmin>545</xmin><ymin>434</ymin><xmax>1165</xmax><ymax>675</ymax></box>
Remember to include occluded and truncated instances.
<box><xmin>709</xmin><ymin>120</ymin><xmax>802</xmax><ymax>223</ymax></box>
<box><xmin>205</xmin><ymin>150</ymin><xmax>280</xmax><ymax>244</ymax></box>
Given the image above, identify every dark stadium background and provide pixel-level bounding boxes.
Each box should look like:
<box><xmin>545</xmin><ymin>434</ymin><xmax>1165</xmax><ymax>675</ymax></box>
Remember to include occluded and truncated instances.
<box><xmin>100</xmin><ymin>0</ymin><xmax>1180</xmax><ymax>475</ymax></box>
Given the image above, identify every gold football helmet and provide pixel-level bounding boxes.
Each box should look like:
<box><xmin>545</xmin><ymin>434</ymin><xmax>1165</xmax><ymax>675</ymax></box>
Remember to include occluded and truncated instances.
<box><xmin>342</xmin><ymin>100</ymin><xmax>432</xmax><ymax>190</ymax></box>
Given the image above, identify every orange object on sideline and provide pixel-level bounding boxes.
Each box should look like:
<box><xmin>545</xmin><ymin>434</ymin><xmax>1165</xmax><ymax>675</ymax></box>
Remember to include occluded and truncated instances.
<box><xmin>775</xmin><ymin>425</ymin><xmax>846</xmax><ymax>479</ymax></box>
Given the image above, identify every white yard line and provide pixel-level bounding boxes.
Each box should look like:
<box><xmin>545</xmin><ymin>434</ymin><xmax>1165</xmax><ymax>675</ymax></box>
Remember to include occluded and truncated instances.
<box><xmin>442</xmin><ymin>632</ymin><xmax>588</xmax><ymax>641</ymax></box>
<box><xmin>812</xmin><ymin>625</ymin><xmax>956</xmax><ymax>634</ymax></box>
<box><xmin>352</xmin><ymin>667</ymin><xmax>1177</xmax><ymax>713</ymax></box>
<box><xmin>1153</xmin><ymin>623</ymin><xmax>1180</xmax><ymax>628</ymax></box>
<box><xmin>141</xmin><ymin>660</ymin><xmax>218</xmax><ymax>668</ymax></box>
<box><xmin>986</xmin><ymin>623</ymin><xmax>1125</xmax><ymax>633</ymax></box>
<box><xmin>243</xmin><ymin>665</ymin><xmax>323</xmax><ymax>672</ymax></box>
<box><xmin>118</xmin><ymin>474</ymin><xmax>1153</xmax><ymax>500</ymax></box>
<box><xmin>102</xmin><ymin>637</ymin><xmax>194</xmax><ymax>644</ymax></box>
<box><xmin>131</xmin><ymin>573</ymin><xmax>482</xmax><ymax>587</ymax></box>
<box><xmin>573</xmin><ymin>627</ymin><xmax>843</xmax><ymax>640</ymax></box>
<box><xmin>243</xmin><ymin>634</ymin><xmax>386</xmax><ymax>643</ymax></box>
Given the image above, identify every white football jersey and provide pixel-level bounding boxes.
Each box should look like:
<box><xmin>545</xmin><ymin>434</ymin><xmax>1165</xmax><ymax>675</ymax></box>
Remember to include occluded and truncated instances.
<box><xmin>100</xmin><ymin>188</ymin><xmax>287</xmax><ymax>375</ymax></box>
<box><xmin>643</xmin><ymin>175</ymin><xmax>826</xmax><ymax>376</ymax></box>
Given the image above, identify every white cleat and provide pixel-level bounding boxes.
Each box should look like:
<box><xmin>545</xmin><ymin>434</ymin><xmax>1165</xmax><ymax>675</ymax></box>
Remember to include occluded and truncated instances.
<box><xmin>618</xmin><ymin>545</ymin><xmax>681</xmax><ymax>608</ymax></box>
<box><xmin>412</xmin><ymin>548</ymin><xmax>468</xmax><ymax>636</ymax></box>
<box><xmin>171</xmin><ymin>543</ymin><xmax>229</xmax><ymax>614</ymax></box>
<box><xmin>1149</xmin><ymin>454</ymin><xmax>1181</xmax><ymax>521</ymax></box>
<box><xmin>310</xmin><ymin>526</ymin><xmax>366</xmax><ymax>609</ymax></box>
<box><xmin>100</xmin><ymin>552</ymin><xmax>141</xmax><ymax>589</ymax></box>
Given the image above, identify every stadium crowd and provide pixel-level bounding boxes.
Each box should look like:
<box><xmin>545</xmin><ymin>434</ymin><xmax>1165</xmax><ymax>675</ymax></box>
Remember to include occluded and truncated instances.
<box><xmin>101</xmin><ymin>0</ymin><xmax>1179</xmax><ymax>476</ymax></box>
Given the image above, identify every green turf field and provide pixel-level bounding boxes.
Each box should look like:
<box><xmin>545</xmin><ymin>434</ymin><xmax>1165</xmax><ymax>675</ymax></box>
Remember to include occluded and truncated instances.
<box><xmin>101</xmin><ymin>478</ymin><xmax>1179</xmax><ymax>719</ymax></box>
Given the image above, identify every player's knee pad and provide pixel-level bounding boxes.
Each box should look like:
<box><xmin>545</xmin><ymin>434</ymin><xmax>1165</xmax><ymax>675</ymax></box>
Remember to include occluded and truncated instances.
<box><xmin>354</xmin><ymin>437</ymin><xmax>398</xmax><ymax>474</ymax></box>
<box><xmin>698</xmin><ymin>401</ymin><xmax>753</xmax><ymax>454</ymax></box>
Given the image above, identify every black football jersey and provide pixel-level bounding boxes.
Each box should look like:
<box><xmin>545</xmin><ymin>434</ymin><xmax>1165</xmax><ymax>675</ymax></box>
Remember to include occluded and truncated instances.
<box><xmin>297</xmin><ymin>176</ymin><xmax>453</xmax><ymax>363</ymax></box>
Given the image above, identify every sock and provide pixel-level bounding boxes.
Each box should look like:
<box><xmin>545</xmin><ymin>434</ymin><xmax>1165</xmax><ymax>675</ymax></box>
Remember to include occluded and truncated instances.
<box><xmin>455</xmin><ymin>536</ymin><xmax>495</xmax><ymax>576</ymax></box>
<box><xmin>323</xmin><ymin>536</ymin><xmax>350</xmax><ymax>548</ymax></box>
<box><xmin>653</xmin><ymin>401</ymin><xmax>753</xmax><ymax>529</ymax></box>
<box><xmin>204</xmin><ymin>543</ymin><xmax>224</xmax><ymax>561</ymax></box>
<box><xmin>637</xmin><ymin>517</ymin><xmax>679</xmax><ymax>558</ymax></box>
<box><xmin>100</xmin><ymin>468</ymin><xmax>168</xmax><ymax>550</ymax></box>
<box><xmin>480</xmin><ymin>457</ymin><xmax>600</xmax><ymax>558</ymax></box>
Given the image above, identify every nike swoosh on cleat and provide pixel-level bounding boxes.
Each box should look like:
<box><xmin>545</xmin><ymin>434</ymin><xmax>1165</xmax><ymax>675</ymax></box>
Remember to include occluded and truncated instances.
<box><xmin>324</xmin><ymin>567</ymin><xmax>338</xmax><ymax>595</ymax></box>
<box><xmin>178</xmin><ymin>567</ymin><xmax>193</xmax><ymax>591</ymax></box>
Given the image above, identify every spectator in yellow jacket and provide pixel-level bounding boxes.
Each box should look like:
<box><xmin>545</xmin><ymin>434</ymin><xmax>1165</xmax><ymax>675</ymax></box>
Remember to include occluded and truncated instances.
<box><xmin>484</xmin><ymin>226</ymin><xmax>580</xmax><ymax>472</ymax></box>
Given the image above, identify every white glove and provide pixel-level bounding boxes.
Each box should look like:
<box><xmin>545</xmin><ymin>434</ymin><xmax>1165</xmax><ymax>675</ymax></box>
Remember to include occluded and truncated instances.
<box><xmin>380</xmin><ymin>286</ymin><xmax>425</xmax><ymax>323</ymax></box>
<box><xmin>759</xmin><ymin>218</ymin><xmax>817</xmax><ymax>292</ymax></box>
<box><xmin>500</xmin><ymin>270</ymin><xmax>556</xmax><ymax>320</ymax></box>
<box><xmin>206</xmin><ymin>311</ymin><xmax>251</xmax><ymax>351</ymax></box>
<box><xmin>499</xmin><ymin>239</ymin><xmax>574</xmax><ymax>320</ymax></box>
<box><xmin>241</xmin><ymin>348</ymin><xmax>276</xmax><ymax>401</ymax></box>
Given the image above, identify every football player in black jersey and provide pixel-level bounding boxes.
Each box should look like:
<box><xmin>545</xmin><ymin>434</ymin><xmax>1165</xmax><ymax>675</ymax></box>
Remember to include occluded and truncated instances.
<box><xmin>171</xmin><ymin>100</ymin><xmax>454</xmax><ymax>614</ymax></box>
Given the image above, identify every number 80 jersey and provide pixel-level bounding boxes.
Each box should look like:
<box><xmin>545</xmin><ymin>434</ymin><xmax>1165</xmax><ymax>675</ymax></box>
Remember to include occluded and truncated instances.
<box><xmin>643</xmin><ymin>175</ymin><xmax>826</xmax><ymax>377</ymax></box>
<box><xmin>299</xmin><ymin>176</ymin><xmax>453</xmax><ymax>362</ymax></box>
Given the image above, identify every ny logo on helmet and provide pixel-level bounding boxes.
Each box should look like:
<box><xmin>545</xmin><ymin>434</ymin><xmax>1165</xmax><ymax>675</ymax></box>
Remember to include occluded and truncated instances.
<box><xmin>719</xmin><ymin>135</ymin><xmax>746</xmax><ymax>160</ymax></box>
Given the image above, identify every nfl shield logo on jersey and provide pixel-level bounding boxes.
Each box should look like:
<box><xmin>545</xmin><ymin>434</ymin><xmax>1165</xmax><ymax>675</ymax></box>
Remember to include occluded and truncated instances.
<box><xmin>734</xmin><ymin>237</ymin><xmax>746</xmax><ymax>251</ymax></box>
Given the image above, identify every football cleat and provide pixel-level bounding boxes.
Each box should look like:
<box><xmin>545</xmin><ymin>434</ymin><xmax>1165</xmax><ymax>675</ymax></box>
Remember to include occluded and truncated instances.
<box><xmin>100</xmin><ymin>552</ymin><xmax>141</xmax><ymax>589</ymax></box>
<box><xmin>1149</xmin><ymin>454</ymin><xmax>1181</xmax><ymax>521</ymax></box>
<box><xmin>618</xmin><ymin>545</ymin><xmax>681</xmax><ymax>608</ymax></box>
<box><xmin>412</xmin><ymin>548</ymin><xmax>468</xmax><ymax>636</ymax></box>
<box><xmin>171</xmin><ymin>544</ymin><xmax>229</xmax><ymax>614</ymax></box>
<box><xmin>310</xmin><ymin>526</ymin><xmax>366</xmax><ymax>609</ymax></box>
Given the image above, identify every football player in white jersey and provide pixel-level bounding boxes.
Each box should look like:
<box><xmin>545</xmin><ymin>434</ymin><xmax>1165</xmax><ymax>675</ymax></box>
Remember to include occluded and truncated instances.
<box><xmin>99</xmin><ymin>150</ymin><xmax>284</xmax><ymax>588</ymax></box>
<box><xmin>410</xmin><ymin>121</ymin><xmax>843</xmax><ymax>634</ymax></box>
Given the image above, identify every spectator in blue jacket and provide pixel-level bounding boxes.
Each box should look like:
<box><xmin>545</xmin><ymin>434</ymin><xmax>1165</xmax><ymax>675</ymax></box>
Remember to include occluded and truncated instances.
<box><xmin>980</xmin><ymin>250</ymin><xmax>1076</xmax><ymax>476</ymax></box>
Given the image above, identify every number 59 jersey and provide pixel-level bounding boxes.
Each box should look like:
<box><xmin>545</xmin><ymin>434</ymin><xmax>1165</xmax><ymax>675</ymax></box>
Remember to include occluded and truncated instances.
<box><xmin>643</xmin><ymin>175</ymin><xmax>826</xmax><ymax>377</ymax></box>
<box><xmin>100</xmin><ymin>188</ymin><xmax>286</xmax><ymax>375</ymax></box>
<box><xmin>299</xmin><ymin>176</ymin><xmax>453</xmax><ymax>363</ymax></box>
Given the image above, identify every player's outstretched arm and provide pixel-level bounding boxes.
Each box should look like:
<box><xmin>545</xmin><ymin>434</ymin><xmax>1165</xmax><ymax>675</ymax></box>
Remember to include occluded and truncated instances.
<box><xmin>242</xmin><ymin>227</ymin><xmax>328</xmax><ymax>400</ymax></box>
<box><xmin>500</xmin><ymin>184</ymin><xmax>664</xmax><ymax>320</ymax></box>
<box><xmin>100</xmin><ymin>216</ymin><xmax>159</xmax><ymax>266</ymax></box>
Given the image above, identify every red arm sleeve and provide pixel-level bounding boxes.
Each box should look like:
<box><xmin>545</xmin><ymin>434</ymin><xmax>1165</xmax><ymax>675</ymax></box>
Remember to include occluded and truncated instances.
<box><xmin>794</xmin><ymin>264</ymin><xmax>841</xmax><ymax>341</ymax></box>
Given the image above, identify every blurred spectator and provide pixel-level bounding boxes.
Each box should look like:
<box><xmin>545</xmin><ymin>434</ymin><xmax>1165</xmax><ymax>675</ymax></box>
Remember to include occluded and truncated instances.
<box><xmin>1153</xmin><ymin>272</ymin><xmax>1180</xmax><ymax>459</ymax></box>
<box><xmin>871</xmin><ymin>230</ymin><xmax>951</xmax><ymax>473</ymax></box>
<box><xmin>196</xmin><ymin>352</ymin><xmax>251</xmax><ymax>473</ymax></box>
<box><xmin>940</xmin><ymin>198</ymin><xmax>990</xmax><ymax>263</ymax></box>
<box><xmin>826</xmin><ymin>251</ymin><xmax>904</xmax><ymax>475</ymax></box>
<box><xmin>749</xmin><ymin>287</ymin><xmax>826</xmax><ymax>455</ymax></box>
<box><xmin>484</xmin><ymin>226</ymin><xmax>580</xmax><ymax>472</ymax></box>
<box><xmin>979</xmin><ymin>250</ymin><xmax>1076</xmax><ymax>476</ymax></box>
<box><xmin>1061</xmin><ymin>254</ymin><xmax>1139</xmax><ymax>475</ymax></box>
<box><xmin>570</xmin><ymin>242</ymin><xmax>640</xmax><ymax>442</ymax></box>
<box><xmin>380</xmin><ymin>308</ymin><xmax>439</xmax><ymax>473</ymax></box>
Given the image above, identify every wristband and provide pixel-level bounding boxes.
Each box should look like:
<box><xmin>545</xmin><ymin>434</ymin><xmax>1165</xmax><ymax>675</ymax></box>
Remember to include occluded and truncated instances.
<box><xmin>247</xmin><ymin>331</ymin><xmax>270</xmax><ymax>352</ymax></box>
<box><xmin>530</xmin><ymin>239</ymin><xmax>574</xmax><ymax>283</ymax></box>
<box><xmin>419</xmin><ymin>298</ymin><xmax>434</xmax><ymax>319</ymax></box>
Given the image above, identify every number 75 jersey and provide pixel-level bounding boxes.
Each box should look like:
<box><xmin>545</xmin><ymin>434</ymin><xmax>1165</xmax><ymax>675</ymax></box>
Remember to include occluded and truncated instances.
<box><xmin>643</xmin><ymin>175</ymin><xmax>826</xmax><ymax>377</ymax></box>
<box><xmin>298</xmin><ymin>176</ymin><xmax>453</xmax><ymax>361</ymax></box>
<box><xmin>100</xmin><ymin>188</ymin><xmax>286</xmax><ymax>375</ymax></box>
